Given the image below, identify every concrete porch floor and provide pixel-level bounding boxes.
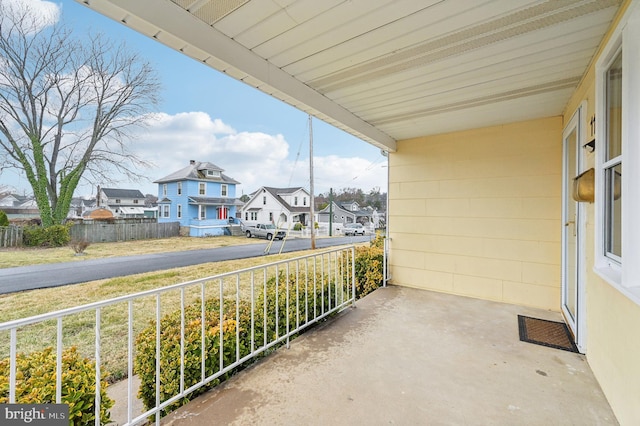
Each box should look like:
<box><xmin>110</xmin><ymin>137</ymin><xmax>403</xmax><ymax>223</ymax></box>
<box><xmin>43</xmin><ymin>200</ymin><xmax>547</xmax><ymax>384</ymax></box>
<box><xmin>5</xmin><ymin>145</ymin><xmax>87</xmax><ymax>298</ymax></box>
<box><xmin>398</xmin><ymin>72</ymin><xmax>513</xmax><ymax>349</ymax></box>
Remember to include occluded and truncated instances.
<box><xmin>162</xmin><ymin>286</ymin><xmax>617</xmax><ymax>425</ymax></box>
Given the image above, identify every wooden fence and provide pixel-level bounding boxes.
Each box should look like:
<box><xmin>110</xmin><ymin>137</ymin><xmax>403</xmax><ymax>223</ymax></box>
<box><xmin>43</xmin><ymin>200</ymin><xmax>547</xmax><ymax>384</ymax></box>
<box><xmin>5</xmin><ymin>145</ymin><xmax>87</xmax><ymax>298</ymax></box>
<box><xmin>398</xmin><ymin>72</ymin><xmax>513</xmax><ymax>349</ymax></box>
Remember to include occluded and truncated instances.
<box><xmin>69</xmin><ymin>221</ymin><xmax>180</xmax><ymax>243</ymax></box>
<box><xmin>0</xmin><ymin>226</ymin><xmax>23</xmax><ymax>248</ymax></box>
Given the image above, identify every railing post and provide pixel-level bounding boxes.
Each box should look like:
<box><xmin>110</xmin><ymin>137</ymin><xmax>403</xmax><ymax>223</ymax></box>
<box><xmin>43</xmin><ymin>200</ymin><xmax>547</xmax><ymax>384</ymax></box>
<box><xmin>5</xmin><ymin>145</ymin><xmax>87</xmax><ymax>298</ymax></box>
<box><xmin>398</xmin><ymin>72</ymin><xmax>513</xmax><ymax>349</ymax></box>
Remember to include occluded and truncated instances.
<box><xmin>95</xmin><ymin>308</ymin><xmax>102</xmax><ymax>426</ymax></box>
<box><xmin>351</xmin><ymin>247</ymin><xmax>356</xmax><ymax>307</ymax></box>
<box><xmin>9</xmin><ymin>328</ymin><xmax>16</xmax><ymax>403</ymax></box>
<box><xmin>383</xmin><ymin>237</ymin><xmax>390</xmax><ymax>287</ymax></box>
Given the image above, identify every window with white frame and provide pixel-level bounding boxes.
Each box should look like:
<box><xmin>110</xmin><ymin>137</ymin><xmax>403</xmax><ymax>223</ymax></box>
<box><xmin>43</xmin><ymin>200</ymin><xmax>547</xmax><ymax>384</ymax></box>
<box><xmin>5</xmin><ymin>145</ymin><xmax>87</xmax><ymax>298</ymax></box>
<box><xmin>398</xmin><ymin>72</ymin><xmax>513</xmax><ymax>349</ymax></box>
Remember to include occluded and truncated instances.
<box><xmin>250</xmin><ymin>211</ymin><xmax>257</xmax><ymax>221</ymax></box>
<box><xmin>163</xmin><ymin>205</ymin><xmax>169</xmax><ymax>218</ymax></box>
<box><xmin>177</xmin><ymin>182</ymin><xmax>182</xmax><ymax>195</ymax></box>
<box><xmin>595</xmin><ymin>3</ymin><xmax>640</xmax><ymax>302</ymax></box>
<box><xmin>199</xmin><ymin>205</ymin><xmax>206</xmax><ymax>219</ymax></box>
<box><xmin>294</xmin><ymin>196</ymin><xmax>298</xmax><ymax>206</ymax></box>
<box><xmin>603</xmin><ymin>50</ymin><xmax>622</xmax><ymax>262</ymax></box>
<box><xmin>177</xmin><ymin>204</ymin><xmax>182</xmax><ymax>219</ymax></box>
<box><xmin>263</xmin><ymin>196</ymin><xmax>266</xmax><ymax>205</ymax></box>
<box><xmin>199</xmin><ymin>183</ymin><xmax>206</xmax><ymax>195</ymax></box>
<box><xmin>221</xmin><ymin>184</ymin><xmax>228</xmax><ymax>197</ymax></box>
<box><xmin>162</xmin><ymin>184</ymin><xmax>167</xmax><ymax>197</ymax></box>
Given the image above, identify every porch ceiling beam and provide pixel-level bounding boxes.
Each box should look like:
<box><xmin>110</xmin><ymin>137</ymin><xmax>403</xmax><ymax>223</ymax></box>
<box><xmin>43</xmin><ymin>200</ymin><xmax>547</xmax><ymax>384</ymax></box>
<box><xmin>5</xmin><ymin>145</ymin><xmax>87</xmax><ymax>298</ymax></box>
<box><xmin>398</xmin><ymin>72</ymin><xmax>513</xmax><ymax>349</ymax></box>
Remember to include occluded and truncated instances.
<box><xmin>90</xmin><ymin>0</ymin><xmax>397</xmax><ymax>152</ymax></box>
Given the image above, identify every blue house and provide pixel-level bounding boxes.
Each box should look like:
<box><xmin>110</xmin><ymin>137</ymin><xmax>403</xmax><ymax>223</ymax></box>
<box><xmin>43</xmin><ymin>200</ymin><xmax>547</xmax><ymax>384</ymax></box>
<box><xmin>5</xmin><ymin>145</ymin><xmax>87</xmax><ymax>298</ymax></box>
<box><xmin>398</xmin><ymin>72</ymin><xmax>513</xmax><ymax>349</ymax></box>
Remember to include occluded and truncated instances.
<box><xmin>154</xmin><ymin>160</ymin><xmax>242</xmax><ymax>237</ymax></box>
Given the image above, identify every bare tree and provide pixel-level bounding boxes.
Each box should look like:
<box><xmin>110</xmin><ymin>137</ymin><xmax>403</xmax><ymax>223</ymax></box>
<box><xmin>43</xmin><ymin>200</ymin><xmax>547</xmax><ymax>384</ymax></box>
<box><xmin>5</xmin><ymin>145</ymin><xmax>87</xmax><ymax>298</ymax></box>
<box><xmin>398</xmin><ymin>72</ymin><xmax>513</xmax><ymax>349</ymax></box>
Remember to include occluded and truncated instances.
<box><xmin>0</xmin><ymin>1</ymin><xmax>160</xmax><ymax>226</ymax></box>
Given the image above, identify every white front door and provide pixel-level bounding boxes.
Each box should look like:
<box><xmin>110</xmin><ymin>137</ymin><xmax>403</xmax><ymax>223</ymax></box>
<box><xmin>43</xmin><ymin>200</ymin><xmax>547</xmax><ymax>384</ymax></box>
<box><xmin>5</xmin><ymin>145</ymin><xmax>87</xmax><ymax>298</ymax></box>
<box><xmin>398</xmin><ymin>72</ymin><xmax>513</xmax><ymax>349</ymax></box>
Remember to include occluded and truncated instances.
<box><xmin>562</xmin><ymin>104</ymin><xmax>586</xmax><ymax>352</ymax></box>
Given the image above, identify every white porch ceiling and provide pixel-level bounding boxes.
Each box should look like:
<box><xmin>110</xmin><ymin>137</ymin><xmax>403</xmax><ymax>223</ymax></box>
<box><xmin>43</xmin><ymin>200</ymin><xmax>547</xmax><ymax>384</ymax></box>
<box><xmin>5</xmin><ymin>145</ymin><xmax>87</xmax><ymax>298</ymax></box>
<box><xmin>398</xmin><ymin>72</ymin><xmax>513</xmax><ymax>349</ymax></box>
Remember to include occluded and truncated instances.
<box><xmin>77</xmin><ymin>0</ymin><xmax>622</xmax><ymax>152</ymax></box>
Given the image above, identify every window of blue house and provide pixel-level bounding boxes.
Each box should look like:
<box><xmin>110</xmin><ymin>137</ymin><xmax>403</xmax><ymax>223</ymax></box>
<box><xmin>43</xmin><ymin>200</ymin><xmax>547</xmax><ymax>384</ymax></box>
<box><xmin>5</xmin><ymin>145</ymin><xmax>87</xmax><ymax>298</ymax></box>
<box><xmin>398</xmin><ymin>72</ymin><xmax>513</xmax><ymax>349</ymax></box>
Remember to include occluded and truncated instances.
<box><xmin>221</xmin><ymin>184</ymin><xmax>228</xmax><ymax>197</ymax></box>
<box><xmin>199</xmin><ymin>183</ymin><xmax>206</xmax><ymax>195</ymax></box>
<box><xmin>177</xmin><ymin>182</ymin><xmax>182</xmax><ymax>195</ymax></box>
<box><xmin>177</xmin><ymin>204</ymin><xmax>182</xmax><ymax>219</ymax></box>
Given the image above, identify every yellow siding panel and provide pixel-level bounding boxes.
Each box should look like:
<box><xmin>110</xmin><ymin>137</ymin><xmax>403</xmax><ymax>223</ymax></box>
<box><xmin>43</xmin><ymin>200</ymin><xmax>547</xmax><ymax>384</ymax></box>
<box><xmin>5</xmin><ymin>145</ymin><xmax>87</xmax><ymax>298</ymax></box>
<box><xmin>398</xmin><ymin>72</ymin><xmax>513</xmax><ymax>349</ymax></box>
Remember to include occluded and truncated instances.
<box><xmin>453</xmin><ymin>275</ymin><xmax>503</xmax><ymax>301</ymax></box>
<box><xmin>521</xmin><ymin>262</ymin><xmax>560</xmax><ymax>287</ymax></box>
<box><xmin>389</xmin><ymin>116</ymin><xmax>563</xmax><ymax>310</ymax></box>
<box><xmin>587</xmin><ymin>277</ymin><xmax>640</xmax><ymax>425</ymax></box>
<box><xmin>454</xmin><ymin>255</ymin><xmax>522</xmax><ymax>282</ymax></box>
<box><xmin>502</xmin><ymin>281</ymin><xmax>560</xmax><ymax>310</ymax></box>
<box><xmin>391</xmin><ymin>268</ymin><xmax>453</xmax><ymax>293</ymax></box>
<box><xmin>390</xmin><ymin>249</ymin><xmax>425</xmax><ymax>269</ymax></box>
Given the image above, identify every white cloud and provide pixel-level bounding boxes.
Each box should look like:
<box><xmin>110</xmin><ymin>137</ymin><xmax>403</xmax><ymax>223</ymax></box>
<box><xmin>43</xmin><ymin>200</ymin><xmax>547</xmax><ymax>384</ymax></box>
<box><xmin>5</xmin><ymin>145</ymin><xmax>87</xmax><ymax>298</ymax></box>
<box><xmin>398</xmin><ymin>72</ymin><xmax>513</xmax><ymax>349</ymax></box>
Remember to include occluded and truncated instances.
<box><xmin>3</xmin><ymin>110</ymin><xmax>386</xmax><ymax>198</ymax></box>
<box><xmin>1</xmin><ymin>0</ymin><xmax>60</xmax><ymax>30</ymax></box>
<box><xmin>126</xmin><ymin>112</ymin><xmax>387</xmax><ymax>197</ymax></box>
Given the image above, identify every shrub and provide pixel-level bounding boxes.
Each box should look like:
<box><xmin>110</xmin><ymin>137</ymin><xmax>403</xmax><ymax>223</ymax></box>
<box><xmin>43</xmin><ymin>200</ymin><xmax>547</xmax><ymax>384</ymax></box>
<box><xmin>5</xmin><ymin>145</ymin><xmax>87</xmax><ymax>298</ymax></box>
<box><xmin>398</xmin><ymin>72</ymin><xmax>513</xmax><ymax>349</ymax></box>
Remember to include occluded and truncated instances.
<box><xmin>23</xmin><ymin>223</ymin><xmax>72</xmax><ymax>247</ymax></box>
<box><xmin>0</xmin><ymin>346</ymin><xmax>113</xmax><ymax>425</ymax></box>
<box><xmin>353</xmin><ymin>237</ymin><xmax>384</xmax><ymax>298</ymax></box>
<box><xmin>134</xmin><ymin>271</ymin><xmax>345</xmax><ymax>418</ymax></box>
<box><xmin>134</xmin><ymin>298</ymin><xmax>246</xmax><ymax>417</ymax></box>
<box><xmin>293</xmin><ymin>222</ymin><xmax>303</xmax><ymax>231</ymax></box>
<box><xmin>0</xmin><ymin>210</ymin><xmax>8</xmax><ymax>227</ymax></box>
<box><xmin>70</xmin><ymin>238</ymin><xmax>91</xmax><ymax>254</ymax></box>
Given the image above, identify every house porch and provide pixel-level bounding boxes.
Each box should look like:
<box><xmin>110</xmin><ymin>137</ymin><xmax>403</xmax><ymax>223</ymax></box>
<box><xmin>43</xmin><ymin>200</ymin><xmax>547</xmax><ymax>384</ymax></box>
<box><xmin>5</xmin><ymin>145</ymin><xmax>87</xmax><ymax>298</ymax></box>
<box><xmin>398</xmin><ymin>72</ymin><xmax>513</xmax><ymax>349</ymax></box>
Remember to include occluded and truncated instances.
<box><xmin>161</xmin><ymin>286</ymin><xmax>616</xmax><ymax>425</ymax></box>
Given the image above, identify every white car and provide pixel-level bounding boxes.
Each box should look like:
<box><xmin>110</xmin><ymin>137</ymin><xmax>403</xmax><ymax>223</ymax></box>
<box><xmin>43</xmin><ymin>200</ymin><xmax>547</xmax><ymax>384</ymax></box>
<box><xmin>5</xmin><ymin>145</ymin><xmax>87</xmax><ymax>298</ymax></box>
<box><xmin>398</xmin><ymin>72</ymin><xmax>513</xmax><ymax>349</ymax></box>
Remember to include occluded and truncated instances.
<box><xmin>344</xmin><ymin>223</ymin><xmax>365</xmax><ymax>236</ymax></box>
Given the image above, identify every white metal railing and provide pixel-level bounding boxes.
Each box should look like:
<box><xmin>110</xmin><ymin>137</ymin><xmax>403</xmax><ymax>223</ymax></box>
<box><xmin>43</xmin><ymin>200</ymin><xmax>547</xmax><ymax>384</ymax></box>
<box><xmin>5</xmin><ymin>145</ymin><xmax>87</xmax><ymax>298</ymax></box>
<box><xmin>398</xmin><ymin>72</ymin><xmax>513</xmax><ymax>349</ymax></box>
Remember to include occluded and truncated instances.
<box><xmin>0</xmin><ymin>246</ymin><xmax>356</xmax><ymax>425</ymax></box>
<box><xmin>383</xmin><ymin>237</ymin><xmax>391</xmax><ymax>286</ymax></box>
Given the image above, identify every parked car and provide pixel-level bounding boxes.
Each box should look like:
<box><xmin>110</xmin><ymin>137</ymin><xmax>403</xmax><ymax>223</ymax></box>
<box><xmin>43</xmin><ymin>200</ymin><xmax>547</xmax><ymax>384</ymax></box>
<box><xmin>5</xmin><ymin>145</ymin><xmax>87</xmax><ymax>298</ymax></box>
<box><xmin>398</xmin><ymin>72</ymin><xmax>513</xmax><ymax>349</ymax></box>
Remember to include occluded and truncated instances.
<box><xmin>344</xmin><ymin>223</ymin><xmax>366</xmax><ymax>236</ymax></box>
<box><xmin>245</xmin><ymin>223</ymin><xmax>286</xmax><ymax>240</ymax></box>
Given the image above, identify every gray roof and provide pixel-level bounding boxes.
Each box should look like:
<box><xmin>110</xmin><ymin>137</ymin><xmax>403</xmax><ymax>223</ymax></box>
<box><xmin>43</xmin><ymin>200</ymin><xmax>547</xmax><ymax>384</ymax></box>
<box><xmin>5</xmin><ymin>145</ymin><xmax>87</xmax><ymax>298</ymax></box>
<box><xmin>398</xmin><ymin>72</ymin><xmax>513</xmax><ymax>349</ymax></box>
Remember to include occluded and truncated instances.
<box><xmin>101</xmin><ymin>188</ymin><xmax>145</xmax><ymax>199</ymax></box>
<box><xmin>318</xmin><ymin>201</ymin><xmax>355</xmax><ymax>216</ymax></box>
<box><xmin>154</xmin><ymin>161</ymin><xmax>240</xmax><ymax>184</ymax></box>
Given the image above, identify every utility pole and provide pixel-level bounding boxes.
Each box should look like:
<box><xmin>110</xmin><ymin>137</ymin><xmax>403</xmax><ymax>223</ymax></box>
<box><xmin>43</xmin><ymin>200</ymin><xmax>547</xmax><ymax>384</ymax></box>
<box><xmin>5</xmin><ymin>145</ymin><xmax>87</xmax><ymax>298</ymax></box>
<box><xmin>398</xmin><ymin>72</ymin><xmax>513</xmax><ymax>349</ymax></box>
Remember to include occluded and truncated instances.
<box><xmin>309</xmin><ymin>115</ymin><xmax>316</xmax><ymax>249</ymax></box>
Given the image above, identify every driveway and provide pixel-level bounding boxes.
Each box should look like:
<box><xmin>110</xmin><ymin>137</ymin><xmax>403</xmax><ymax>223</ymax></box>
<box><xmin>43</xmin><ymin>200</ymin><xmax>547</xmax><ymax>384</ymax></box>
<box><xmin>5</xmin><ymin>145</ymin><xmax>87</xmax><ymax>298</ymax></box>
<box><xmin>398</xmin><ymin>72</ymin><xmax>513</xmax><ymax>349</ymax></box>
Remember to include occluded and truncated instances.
<box><xmin>0</xmin><ymin>235</ymin><xmax>371</xmax><ymax>294</ymax></box>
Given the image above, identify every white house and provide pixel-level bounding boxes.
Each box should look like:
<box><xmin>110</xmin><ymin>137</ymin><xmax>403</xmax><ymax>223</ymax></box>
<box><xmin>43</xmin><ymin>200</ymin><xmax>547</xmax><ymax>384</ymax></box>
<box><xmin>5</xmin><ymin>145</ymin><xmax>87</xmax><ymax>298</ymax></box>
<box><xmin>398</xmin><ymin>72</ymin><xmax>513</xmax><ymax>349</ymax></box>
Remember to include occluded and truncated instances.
<box><xmin>241</xmin><ymin>187</ymin><xmax>311</xmax><ymax>230</ymax></box>
<box><xmin>96</xmin><ymin>187</ymin><xmax>146</xmax><ymax>218</ymax></box>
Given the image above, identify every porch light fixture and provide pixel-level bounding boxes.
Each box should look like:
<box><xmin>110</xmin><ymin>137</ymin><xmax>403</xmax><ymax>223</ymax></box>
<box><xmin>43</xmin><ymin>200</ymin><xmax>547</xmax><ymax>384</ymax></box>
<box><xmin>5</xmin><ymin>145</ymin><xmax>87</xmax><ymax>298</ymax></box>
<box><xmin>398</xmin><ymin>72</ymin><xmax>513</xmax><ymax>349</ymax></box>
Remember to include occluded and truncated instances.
<box><xmin>583</xmin><ymin>139</ymin><xmax>595</xmax><ymax>153</ymax></box>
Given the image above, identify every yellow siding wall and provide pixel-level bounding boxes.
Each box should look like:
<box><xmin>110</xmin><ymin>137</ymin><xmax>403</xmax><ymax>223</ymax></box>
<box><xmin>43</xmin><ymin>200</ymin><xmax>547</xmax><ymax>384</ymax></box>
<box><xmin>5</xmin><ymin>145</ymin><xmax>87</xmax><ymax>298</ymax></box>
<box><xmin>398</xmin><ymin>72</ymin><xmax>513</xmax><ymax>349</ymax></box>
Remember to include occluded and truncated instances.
<box><xmin>389</xmin><ymin>117</ymin><xmax>562</xmax><ymax>310</ymax></box>
<box><xmin>587</xmin><ymin>278</ymin><xmax>640</xmax><ymax>425</ymax></box>
<box><xmin>561</xmin><ymin>0</ymin><xmax>640</xmax><ymax>422</ymax></box>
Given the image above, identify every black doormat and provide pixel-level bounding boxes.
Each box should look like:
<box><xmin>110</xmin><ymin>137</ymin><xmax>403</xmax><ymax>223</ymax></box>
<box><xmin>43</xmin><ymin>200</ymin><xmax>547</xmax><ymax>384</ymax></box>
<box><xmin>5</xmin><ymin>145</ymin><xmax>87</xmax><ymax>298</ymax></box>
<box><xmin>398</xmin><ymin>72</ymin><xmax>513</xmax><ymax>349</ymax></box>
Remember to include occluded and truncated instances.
<box><xmin>518</xmin><ymin>315</ymin><xmax>579</xmax><ymax>353</ymax></box>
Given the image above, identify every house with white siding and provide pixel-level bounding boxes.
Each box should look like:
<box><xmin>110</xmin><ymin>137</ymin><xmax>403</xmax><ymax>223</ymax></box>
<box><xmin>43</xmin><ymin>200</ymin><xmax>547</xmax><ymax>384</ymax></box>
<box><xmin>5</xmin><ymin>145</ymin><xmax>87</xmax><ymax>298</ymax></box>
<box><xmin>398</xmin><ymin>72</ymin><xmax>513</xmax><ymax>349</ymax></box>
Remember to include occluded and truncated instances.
<box><xmin>240</xmin><ymin>186</ymin><xmax>311</xmax><ymax>230</ymax></box>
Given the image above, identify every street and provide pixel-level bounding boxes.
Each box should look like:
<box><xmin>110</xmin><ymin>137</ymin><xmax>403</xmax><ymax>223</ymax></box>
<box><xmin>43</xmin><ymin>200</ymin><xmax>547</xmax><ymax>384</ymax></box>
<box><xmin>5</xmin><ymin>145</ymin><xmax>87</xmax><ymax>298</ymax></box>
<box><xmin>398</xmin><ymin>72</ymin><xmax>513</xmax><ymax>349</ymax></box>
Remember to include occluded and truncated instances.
<box><xmin>0</xmin><ymin>235</ymin><xmax>371</xmax><ymax>294</ymax></box>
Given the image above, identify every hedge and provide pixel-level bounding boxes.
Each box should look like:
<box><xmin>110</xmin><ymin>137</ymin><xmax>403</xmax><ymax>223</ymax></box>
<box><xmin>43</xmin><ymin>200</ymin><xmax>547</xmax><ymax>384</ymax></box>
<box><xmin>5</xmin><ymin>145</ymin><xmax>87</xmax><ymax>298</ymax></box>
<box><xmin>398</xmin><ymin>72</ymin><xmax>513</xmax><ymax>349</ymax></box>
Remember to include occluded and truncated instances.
<box><xmin>135</xmin><ymin>241</ymin><xmax>384</xmax><ymax>419</ymax></box>
<box><xmin>0</xmin><ymin>346</ymin><xmax>113</xmax><ymax>425</ymax></box>
<box><xmin>22</xmin><ymin>223</ymin><xmax>72</xmax><ymax>247</ymax></box>
<box><xmin>135</xmin><ymin>269</ymin><xmax>347</xmax><ymax>418</ymax></box>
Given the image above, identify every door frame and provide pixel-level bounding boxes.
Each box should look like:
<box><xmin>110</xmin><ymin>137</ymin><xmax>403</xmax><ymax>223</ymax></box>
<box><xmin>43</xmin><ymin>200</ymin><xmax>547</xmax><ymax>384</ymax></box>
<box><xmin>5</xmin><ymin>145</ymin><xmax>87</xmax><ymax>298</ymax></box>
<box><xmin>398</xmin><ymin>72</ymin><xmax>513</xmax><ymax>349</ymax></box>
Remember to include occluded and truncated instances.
<box><xmin>561</xmin><ymin>102</ymin><xmax>588</xmax><ymax>353</ymax></box>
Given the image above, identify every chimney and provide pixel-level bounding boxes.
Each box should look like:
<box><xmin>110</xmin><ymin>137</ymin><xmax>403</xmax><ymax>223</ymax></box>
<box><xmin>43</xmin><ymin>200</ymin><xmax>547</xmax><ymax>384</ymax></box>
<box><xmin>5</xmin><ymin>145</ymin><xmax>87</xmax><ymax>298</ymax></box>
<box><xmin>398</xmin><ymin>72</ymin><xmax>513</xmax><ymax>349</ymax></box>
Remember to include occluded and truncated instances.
<box><xmin>190</xmin><ymin>160</ymin><xmax>195</xmax><ymax>165</ymax></box>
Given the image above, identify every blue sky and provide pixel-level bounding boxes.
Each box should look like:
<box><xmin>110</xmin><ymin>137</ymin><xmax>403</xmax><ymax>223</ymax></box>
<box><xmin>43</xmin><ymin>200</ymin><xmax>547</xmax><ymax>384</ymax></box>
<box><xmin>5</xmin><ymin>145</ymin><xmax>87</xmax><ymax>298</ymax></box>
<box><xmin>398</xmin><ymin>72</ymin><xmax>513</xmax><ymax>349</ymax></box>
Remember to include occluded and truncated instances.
<box><xmin>2</xmin><ymin>0</ymin><xmax>388</xmax><ymax>198</ymax></box>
